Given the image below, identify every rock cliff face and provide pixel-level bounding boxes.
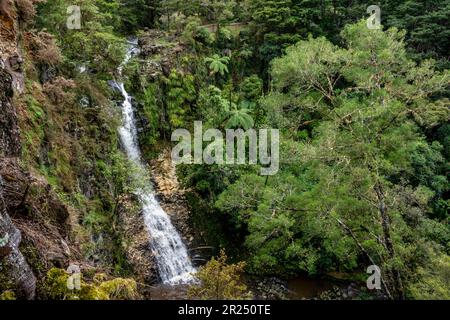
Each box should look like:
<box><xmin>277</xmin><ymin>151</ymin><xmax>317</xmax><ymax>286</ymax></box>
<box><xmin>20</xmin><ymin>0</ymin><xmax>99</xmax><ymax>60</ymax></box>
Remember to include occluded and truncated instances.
<box><xmin>0</xmin><ymin>1</ymin><xmax>36</xmax><ymax>299</ymax></box>
<box><xmin>138</xmin><ymin>30</ymin><xmax>186</xmax><ymax>79</ymax></box>
<box><xmin>150</xmin><ymin>150</ymin><xmax>194</xmax><ymax>249</ymax></box>
<box><xmin>0</xmin><ymin>62</ymin><xmax>76</xmax><ymax>300</ymax></box>
<box><xmin>0</xmin><ymin>0</ymin><xmax>24</xmax><ymax>93</ymax></box>
<box><xmin>0</xmin><ymin>1</ymin><xmax>75</xmax><ymax>299</ymax></box>
<box><xmin>1</xmin><ymin>2</ymin><xmax>157</xmax><ymax>299</ymax></box>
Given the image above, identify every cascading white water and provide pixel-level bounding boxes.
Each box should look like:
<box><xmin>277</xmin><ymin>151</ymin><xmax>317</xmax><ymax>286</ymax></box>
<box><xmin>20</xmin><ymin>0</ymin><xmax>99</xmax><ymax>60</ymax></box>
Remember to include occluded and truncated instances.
<box><xmin>112</xmin><ymin>40</ymin><xmax>195</xmax><ymax>284</ymax></box>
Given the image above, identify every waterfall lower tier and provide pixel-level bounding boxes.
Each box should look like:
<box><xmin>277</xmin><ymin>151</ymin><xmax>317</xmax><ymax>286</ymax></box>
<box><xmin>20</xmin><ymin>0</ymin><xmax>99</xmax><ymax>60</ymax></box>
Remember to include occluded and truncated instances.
<box><xmin>113</xmin><ymin>42</ymin><xmax>195</xmax><ymax>284</ymax></box>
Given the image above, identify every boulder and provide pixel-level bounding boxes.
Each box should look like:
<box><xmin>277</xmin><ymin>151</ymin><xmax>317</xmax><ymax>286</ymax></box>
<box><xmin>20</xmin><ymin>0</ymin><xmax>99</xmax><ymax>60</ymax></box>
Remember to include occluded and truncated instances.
<box><xmin>0</xmin><ymin>176</ymin><xmax>36</xmax><ymax>299</ymax></box>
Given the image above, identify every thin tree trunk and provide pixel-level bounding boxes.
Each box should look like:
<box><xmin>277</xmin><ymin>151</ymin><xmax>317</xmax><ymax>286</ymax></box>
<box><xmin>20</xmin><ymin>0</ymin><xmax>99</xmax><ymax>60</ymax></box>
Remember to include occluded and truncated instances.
<box><xmin>335</xmin><ymin>217</ymin><xmax>393</xmax><ymax>299</ymax></box>
<box><xmin>374</xmin><ymin>182</ymin><xmax>405</xmax><ymax>299</ymax></box>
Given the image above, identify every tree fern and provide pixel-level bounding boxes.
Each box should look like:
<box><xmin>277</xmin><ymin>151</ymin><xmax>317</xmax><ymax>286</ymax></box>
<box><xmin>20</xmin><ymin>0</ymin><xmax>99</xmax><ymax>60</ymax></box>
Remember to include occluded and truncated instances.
<box><xmin>204</xmin><ymin>54</ymin><xmax>230</xmax><ymax>76</ymax></box>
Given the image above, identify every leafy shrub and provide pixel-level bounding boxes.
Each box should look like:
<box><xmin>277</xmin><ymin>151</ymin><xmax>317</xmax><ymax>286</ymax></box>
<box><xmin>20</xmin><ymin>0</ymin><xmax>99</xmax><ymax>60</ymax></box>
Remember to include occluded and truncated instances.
<box><xmin>182</xmin><ymin>17</ymin><xmax>213</xmax><ymax>50</ymax></box>
<box><xmin>216</xmin><ymin>27</ymin><xmax>233</xmax><ymax>49</ymax></box>
<box><xmin>0</xmin><ymin>290</ymin><xmax>16</xmax><ymax>300</ymax></box>
<box><xmin>43</xmin><ymin>77</ymin><xmax>76</xmax><ymax>104</ymax></box>
<box><xmin>408</xmin><ymin>251</ymin><xmax>450</xmax><ymax>300</ymax></box>
<box><xmin>28</xmin><ymin>31</ymin><xmax>61</xmax><ymax>66</ymax></box>
<box><xmin>240</xmin><ymin>75</ymin><xmax>263</xmax><ymax>101</ymax></box>
<box><xmin>189</xmin><ymin>250</ymin><xmax>252</xmax><ymax>300</ymax></box>
<box><xmin>98</xmin><ymin>278</ymin><xmax>139</xmax><ymax>300</ymax></box>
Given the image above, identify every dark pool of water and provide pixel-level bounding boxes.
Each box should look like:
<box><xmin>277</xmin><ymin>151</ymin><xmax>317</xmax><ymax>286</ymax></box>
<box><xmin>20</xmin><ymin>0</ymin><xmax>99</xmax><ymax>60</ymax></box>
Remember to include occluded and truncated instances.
<box><xmin>147</xmin><ymin>284</ymin><xmax>191</xmax><ymax>300</ymax></box>
<box><xmin>287</xmin><ymin>275</ymin><xmax>337</xmax><ymax>299</ymax></box>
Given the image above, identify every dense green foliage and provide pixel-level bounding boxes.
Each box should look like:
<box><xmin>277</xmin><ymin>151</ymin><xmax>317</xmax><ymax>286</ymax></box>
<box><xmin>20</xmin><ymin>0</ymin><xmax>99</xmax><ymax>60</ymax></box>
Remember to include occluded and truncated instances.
<box><xmin>119</xmin><ymin>1</ymin><xmax>449</xmax><ymax>300</ymax></box>
<box><xmin>232</xmin><ymin>22</ymin><xmax>448</xmax><ymax>299</ymax></box>
<box><xmin>9</xmin><ymin>0</ymin><xmax>448</xmax><ymax>300</ymax></box>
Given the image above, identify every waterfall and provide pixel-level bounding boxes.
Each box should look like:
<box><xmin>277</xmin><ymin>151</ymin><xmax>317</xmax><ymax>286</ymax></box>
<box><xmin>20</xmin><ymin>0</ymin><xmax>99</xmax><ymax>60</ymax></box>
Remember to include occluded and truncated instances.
<box><xmin>112</xmin><ymin>40</ymin><xmax>195</xmax><ymax>284</ymax></box>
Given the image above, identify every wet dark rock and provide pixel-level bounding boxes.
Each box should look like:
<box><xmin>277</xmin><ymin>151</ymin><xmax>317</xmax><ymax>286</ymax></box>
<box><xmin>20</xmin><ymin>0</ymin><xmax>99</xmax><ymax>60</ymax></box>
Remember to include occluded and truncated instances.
<box><xmin>253</xmin><ymin>277</ymin><xmax>289</xmax><ymax>300</ymax></box>
<box><xmin>7</xmin><ymin>54</ymin><xmax>23</xmax><ymax>72</ymax></box>
<box><xmin>141</xmin><ymin>43</ymin><xmax>166</xmax><ymax>57</ymax></box>
<box><xmin>316</xmin><ymin>282</ymin><xmax>389</xmax><ymax>300</ymax></box>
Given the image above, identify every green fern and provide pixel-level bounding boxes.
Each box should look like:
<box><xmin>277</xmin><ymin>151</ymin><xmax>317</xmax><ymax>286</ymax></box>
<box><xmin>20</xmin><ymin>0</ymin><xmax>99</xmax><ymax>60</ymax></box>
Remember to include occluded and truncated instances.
<box><xmin>224</xmin><ymin>101</ymin><xmax>254</xmax><ymax>130</ymax></box>
<box><xmin>204</xmin><ymin>54</ymin><xmax>230</xmax><ymax>76</ymax></box>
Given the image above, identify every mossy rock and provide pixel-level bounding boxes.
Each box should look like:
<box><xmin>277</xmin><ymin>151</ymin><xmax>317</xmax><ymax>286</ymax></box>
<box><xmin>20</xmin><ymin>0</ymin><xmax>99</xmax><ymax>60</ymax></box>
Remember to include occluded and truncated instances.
<box><xmin>41</xmin><ymin>268</ymin><xmax>139</xmax><ymax>300</ymax></box>
<box><xmin>0</xmin><ymin>290</ymin><xmax>16</xmax><ymax>300</ymax></box>
<box><xmin>98</xmin><ymin>278</ymin><xmax>139</xmax><ymax>300</ymax></box>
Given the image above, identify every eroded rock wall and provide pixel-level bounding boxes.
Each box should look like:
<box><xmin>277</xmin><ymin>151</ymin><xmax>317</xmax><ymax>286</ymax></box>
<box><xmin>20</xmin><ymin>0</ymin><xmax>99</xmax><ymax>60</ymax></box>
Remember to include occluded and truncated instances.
<box><xmin>0</xmin><ymin>8</ymin><xmax>35</xmax><ymax>296</ymax></box>
<box><xmin>0</xmin><ymin>1</ymin><xmax>41</xmax><ymax>299</ymax></box>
